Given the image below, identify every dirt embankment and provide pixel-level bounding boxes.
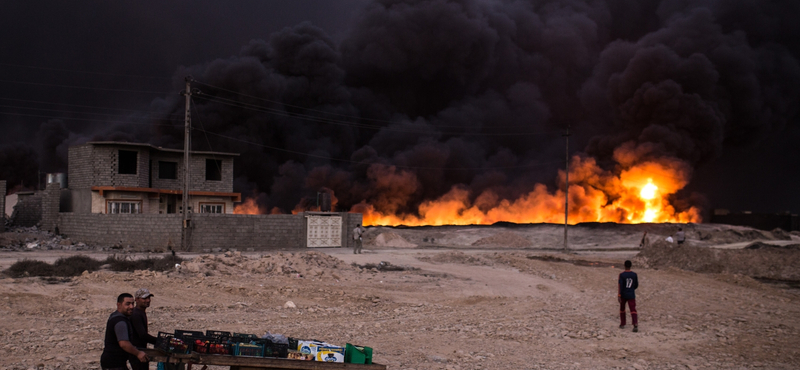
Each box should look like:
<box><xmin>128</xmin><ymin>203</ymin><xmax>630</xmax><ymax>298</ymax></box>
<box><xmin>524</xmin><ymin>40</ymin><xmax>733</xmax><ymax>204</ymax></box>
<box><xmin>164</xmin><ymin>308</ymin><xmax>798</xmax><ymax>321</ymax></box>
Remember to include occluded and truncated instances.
<box><xmin>637</xmin><ymin>240</ymin><xmax>800</xmax><ymax>280</ymax></box>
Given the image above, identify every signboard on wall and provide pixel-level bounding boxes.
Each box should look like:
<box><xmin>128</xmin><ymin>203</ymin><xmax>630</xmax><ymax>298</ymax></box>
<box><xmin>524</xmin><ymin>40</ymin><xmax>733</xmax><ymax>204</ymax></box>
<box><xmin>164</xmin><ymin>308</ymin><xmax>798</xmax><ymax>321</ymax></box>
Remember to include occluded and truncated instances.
<box><xmin>306</xmin><ymin>214</ymin><xmax>342</xmax><ymax>248</ymax></box>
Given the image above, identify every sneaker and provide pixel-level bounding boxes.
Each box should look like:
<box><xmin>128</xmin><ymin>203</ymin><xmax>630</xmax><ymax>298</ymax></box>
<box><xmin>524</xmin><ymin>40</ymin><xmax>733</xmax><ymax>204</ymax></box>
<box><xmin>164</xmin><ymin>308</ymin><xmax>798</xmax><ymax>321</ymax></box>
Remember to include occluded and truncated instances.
<box><xmin>619</xmin><ymin>325</ymin><xmax>625</xmax><ymax>329</ymax></box>
<box><xmin>633</xmin><ymin>326</ymin><xmax>638</xmax><ymax>333</ymax></box>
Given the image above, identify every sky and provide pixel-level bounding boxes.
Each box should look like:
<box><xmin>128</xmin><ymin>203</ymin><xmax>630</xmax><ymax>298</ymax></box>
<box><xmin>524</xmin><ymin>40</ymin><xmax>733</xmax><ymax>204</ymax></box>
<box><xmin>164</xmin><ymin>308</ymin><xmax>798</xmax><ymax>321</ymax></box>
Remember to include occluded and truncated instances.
<box><xmin>1</xmin><ymin>0</ymin><xmax>799</xmax><ymax>222</ymax></box>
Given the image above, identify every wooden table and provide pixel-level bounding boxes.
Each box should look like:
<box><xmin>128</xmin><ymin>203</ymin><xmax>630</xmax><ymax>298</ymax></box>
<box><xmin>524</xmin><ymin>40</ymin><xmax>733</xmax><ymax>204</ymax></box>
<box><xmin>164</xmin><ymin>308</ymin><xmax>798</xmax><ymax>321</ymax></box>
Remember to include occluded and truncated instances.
<box><xmin>143</xmin><ymin>349</ymin><xmax>387</xmax><ymax>370</ymax></box>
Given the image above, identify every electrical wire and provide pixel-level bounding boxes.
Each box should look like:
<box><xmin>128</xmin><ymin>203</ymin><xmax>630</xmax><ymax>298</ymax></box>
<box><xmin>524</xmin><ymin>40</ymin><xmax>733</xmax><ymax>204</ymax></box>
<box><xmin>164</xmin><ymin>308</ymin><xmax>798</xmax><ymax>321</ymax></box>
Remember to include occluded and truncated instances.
<box><xmin>0</xmin><ymin>103</ymin><xmax>177</xmax><ymax>120</ymax></box>
<box><xmin>193</xmin><ymin>126</ymin><xmax>562</xmax><ymax>171</ymax></box>
<box><xmin>0</xmin><ymin>62</ymin><xmax>173</xmax><ymax>80</ymax></box>
<box><xmin>0</xmin><ymin>111</ymin><xmax>182</xmax><ymax>127</ymax></box>
<box><xmin>193</xmin><ymin>79</ymin><xmax>562</xmax><ymax>131</ymax></box>
<box><xmin>196</xmin><ymin>92</ymin><xmax>557</xmax><ymax>137</ymax></box>
<box><xmin>0</xmin><ymin>78</ymin><xmax>170</xmax><ymax>94</ymax></box>
<box><xmin>0</xmin><ymin>97</ymin><xmax>183</xmax><ymax>117</ymax></box>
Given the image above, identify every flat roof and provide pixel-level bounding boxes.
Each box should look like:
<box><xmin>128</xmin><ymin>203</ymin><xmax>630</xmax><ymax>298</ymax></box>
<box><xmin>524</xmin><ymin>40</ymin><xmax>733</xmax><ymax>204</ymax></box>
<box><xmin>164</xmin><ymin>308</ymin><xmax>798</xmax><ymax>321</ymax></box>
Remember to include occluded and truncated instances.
<box><xmin>80</xmin><ymin>141</ymin><xmax>239</xmax><ymax>157</ymax></box>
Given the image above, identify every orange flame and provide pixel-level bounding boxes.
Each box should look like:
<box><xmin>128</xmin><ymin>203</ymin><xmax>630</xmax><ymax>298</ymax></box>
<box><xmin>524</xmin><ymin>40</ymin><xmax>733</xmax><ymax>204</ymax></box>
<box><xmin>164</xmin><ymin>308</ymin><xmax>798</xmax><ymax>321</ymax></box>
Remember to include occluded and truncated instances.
<box><xmin>353</xmin><ymin>156</ymin><xmax>701</xmax><ymax>226</ymax></box>
<box><xmin>233</xmin><ymin>197</ymin><xmax>263</xmax><ymax>215</ymax></box>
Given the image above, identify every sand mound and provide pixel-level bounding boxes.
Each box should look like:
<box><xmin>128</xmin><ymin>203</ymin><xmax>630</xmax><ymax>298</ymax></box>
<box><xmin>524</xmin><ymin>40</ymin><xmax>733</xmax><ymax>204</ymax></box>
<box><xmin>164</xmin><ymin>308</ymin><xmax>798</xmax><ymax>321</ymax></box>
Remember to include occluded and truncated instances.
<box><xmin>373</xmin><ymin>232</ymin><xmax>417</xmax><ymax>248</ymax></box>
<box><xmin>637</xmin><ymin>240</ymin><xmax>800</xmax><ymax>280</ymax></box>
<box><xmin>471</xmin><ymin>232</ymin><xmax>532</xmax><ymax>248</ymax></box>
<box><xmin>181</xmin><ymin>251</ymin><xmax>354</xmax><ymax>277</ymax></box>
<box><xmin>417</xmin><ymin>251</ymin><xmax>493</xmax><ymax>266</ymax></box>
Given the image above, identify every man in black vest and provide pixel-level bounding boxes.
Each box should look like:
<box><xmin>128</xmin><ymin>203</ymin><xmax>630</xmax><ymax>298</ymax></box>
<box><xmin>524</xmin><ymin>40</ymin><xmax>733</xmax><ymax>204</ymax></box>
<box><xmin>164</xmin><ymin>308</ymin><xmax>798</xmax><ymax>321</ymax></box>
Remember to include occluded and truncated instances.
<box><xmin>100</xmin><ymin>293</ymin><xmax>148</xmax><ymax>370</ymax></box>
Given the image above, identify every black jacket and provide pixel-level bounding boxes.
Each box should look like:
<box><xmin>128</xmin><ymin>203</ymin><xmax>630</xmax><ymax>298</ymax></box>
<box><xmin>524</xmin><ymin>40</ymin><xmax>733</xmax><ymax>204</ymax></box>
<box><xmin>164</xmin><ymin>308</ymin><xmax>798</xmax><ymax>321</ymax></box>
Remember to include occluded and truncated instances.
<box><xmin>130</xmin><ymin>307</ymin><xmax>157</xmax><ymax>348</ymax></box>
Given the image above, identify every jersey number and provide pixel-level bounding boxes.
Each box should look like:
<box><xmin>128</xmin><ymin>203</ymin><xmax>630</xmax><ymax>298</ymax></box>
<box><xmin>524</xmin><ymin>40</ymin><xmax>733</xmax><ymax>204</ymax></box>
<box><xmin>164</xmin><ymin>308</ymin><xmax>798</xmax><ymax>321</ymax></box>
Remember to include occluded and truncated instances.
<box><xmin>625</xmin><ymin>278</ymin><xmax>633</xmax><ymax>289</ymax></box>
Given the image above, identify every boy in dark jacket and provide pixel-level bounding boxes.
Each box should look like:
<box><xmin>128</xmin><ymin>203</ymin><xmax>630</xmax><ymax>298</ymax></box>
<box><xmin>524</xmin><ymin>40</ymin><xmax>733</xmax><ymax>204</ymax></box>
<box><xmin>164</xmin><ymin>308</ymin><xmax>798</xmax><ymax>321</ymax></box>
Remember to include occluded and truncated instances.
<box><xmin>618</xmin><ymin>260</ymin><xmax>639</xmax><ymax>332</ymax></box>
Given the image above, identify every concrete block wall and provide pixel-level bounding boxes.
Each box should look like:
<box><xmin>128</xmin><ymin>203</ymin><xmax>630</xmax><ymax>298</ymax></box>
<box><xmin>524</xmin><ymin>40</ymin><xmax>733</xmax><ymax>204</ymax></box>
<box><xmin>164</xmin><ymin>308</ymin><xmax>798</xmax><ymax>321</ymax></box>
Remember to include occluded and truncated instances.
<box><xmin>0</xmin><ymin>180</ymin><xmax>5</xmax><ymax>232</ymax></box>
<box><xmin>56</xmin><ymin>211</ymin><xmax>363</xmax><ymax>251</ymax></box>
<box><xmin>68</xmin><ymin>145</ymin><xmax>93</xmax><ymax>189</ymax></box>
<box><xmin>41</xmin><ymin>183</ymin><xmax>61</xmax><ymax>233</ymax></box>
<box><xmin>58</xmin><ymin>213</ymin><xmax>183</xmax><ymax>249</ymax></box>
<box><xmin>150</xmin><ymin>153</ymin><xmax>183</xmax><ymax>190</ymax></box>
<box><xmin>344</xmin><ymin>212</ymin><xmax>363</xmax><ymax>249</ymax></box>
<box><xmin>11</xmin><ymin>193</ymin><xmax>42</xmax><ymax>227</ymax></box>
<box><xmin>189</xmin><ymin>156</ymin><xmax>234</xmax><ymax>192</ymax></box>
<box><xmin>189</xmin><ymin>213</ymin><xmax>306</xmax><ymax>250</ymax></box>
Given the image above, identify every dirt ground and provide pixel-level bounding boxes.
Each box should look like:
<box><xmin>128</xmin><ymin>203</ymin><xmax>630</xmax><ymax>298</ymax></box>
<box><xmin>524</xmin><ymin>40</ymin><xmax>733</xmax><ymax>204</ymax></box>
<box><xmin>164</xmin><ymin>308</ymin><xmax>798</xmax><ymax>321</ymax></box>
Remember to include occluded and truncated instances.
<box><xmin>1</xmin><ymin>223</ymin><xmax>799</xmax><ymax>370</ymax></box>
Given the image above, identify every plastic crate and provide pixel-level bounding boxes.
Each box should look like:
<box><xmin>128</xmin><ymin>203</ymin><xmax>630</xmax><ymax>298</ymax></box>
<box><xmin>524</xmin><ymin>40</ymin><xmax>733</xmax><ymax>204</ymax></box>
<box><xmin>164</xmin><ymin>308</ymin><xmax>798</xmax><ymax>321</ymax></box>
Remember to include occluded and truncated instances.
<box><xmin>155</xmin><ymin>332</ymin><xmax>190</xmax><ymax>354</ymax></box>
<box><xmin>175</xmin><ymin>330</ymin><xmax>204</xmax><ymax>340</ymax></box>
<box><xmin>192</xmin><ymin>337</ymin><xmax>232</xmax><ymax>355</ymax></box>
<box><xmin>233</xmin><ymin>342</ymin><xmax>264</xmax><ymax>357</ymax></box>
<box><xmin>232</xmin><ymin>333</ymin><xmax>259</xmax><ymax>341</ymax></box>
<box><xmin>344</xmin><ymin>343</ymin><xmax>373</xmax><ymax>364</ymax></box>
<box><xmin>205</xmin><ymin>330</ymin><xmax>232</xmax><ymax>339</ymax></box>
<box><xmin>263</xmin><ymin>340</ymin><xmax>289</xmax><ymax>358</ymax></box>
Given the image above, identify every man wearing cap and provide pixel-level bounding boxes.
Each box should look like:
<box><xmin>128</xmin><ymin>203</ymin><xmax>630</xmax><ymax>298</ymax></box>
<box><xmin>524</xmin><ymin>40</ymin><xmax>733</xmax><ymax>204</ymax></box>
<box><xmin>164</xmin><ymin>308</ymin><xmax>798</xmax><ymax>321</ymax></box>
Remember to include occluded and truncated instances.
<box><xmin>101</xmin><ymin>293</ymin><xmax>148</xmax><ymax>370</ymax></box>
<box><xmin>129</xmin><ymin>288</ymin><xmax>157</xmax><ymax>370</ymax></box>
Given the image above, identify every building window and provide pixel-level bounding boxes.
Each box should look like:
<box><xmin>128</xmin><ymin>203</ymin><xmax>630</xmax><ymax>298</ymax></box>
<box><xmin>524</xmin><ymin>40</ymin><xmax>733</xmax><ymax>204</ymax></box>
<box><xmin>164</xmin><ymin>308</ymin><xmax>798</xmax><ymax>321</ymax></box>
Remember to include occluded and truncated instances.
<box><xmin>118</xmin><ymin>150</ymin><xmax>138</xmax><ymax>174</ymax></box>
<box><xmin>205</xmin><ymin>159</ymin><xmax>222</xmax><ymax>181</ymax></box>
<box><xmin>107</xmin><ymin>201</ymin><xmax>141</xmax><ymax>214</ymax></box>
<box><xmin>158</xmin><ymin>161</ymin><xmax>178</xmax><ymax>179</ymax></box>
<box><xmin>200</xmin><ymin>203</ymin><xmax>224</xmax><ymax>213</ymax></box>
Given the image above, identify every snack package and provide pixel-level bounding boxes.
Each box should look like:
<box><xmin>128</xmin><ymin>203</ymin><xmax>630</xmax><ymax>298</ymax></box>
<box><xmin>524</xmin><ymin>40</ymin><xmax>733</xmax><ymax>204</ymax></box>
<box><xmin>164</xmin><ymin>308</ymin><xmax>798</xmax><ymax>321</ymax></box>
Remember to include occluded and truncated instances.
<box><xmin>298</xmin><ymin>340</ymin><xmax>327</xmax><ymax>355</ymax></box>
<box><xmin>316</xmin><ymin>346</ymin><xmax>345</xmax><ymax>363</ymax></box>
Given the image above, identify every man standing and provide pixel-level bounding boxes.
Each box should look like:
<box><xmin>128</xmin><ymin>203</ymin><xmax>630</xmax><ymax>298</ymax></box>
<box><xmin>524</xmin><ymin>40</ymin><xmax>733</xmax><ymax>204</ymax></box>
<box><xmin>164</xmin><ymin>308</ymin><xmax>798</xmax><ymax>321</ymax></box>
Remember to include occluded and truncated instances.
<box><xmin>129</xmin><ymin>288</ymin><xmax>157</xmax><ymax>370</ymax></box>
<box><xmin>101</xmin><ymin>293</ymin><xmax>148</xmax><ymax>370</ymax></box>
<box><xmin>352</xmin><ymin>223</ymin><xmax>365</xmax><ymax>254</ymax></box>
<box><xmin>675</xmin><ymin>227</ymin><xmax>686</xmax><ymax>245</ymax></box>
<box><xmin>618</xmin><ymin>260</ymin><xmax>639</xmax><ymax>332</ymax></box>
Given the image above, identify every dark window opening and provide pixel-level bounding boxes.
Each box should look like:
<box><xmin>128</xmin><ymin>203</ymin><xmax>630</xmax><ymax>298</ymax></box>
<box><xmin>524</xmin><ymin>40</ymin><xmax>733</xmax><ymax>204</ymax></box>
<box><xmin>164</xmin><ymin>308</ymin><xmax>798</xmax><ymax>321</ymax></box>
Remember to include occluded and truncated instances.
<box><xmin>118</xmin><ymin>150</ymin><xmax>138</xmax><ymax>174</ymax></box>
<box><xmin>205</xmin><ymin>159</ymin><xmax>222</xmax><ymax>181</ymax></box>
<box><xmin>158</xmin><ymin>161</ymin><xmax>178</xmax><ymax>179</ymax></box>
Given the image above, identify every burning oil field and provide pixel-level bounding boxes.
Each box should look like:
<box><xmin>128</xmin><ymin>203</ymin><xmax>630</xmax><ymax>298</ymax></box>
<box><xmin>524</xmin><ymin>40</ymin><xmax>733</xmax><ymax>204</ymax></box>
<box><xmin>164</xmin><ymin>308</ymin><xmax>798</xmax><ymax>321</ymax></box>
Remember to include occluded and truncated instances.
<box><xmin>3</xmin><ymin>0</ymin><xmax>800</xmax><ymax>227</ymax></box>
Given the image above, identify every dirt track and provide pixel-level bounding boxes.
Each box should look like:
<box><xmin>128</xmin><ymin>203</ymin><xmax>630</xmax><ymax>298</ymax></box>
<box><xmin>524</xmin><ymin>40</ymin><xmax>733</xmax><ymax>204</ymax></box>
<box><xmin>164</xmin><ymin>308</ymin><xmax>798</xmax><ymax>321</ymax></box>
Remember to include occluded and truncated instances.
<box><xmin>1</xmin><ymin>224</ymin><xmax>800</xmax><ymax>370</ymax></box>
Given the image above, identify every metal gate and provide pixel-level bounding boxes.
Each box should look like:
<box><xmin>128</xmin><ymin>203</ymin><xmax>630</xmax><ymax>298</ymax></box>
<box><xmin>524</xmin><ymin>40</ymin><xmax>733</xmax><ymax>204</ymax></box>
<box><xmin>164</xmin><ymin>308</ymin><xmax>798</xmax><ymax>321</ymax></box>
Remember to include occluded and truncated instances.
<box><xmin>306</xmin><ymin>214</ymin><xmax>342</xmax><ymax>248</ymax></box>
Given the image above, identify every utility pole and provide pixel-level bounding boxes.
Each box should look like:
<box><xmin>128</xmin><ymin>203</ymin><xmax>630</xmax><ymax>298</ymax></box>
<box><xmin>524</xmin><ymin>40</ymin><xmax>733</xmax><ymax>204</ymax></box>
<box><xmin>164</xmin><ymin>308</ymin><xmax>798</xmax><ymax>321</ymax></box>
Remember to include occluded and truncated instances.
<box><xmin>563</xmin><ymin>125</ymin><xmax>570</xmax><ymax>252</ymax></box>
<box><xmin>181</xmin><ymin>76</ymin><xmax>193</xmax><ymax>251</ymax></box>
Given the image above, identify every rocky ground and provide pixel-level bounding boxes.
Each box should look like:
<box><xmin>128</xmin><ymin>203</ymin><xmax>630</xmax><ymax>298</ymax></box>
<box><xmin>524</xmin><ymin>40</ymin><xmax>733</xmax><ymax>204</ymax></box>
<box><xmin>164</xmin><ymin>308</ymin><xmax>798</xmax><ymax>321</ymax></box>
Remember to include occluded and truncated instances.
<box><xmin>1</xmin><ymin>223</ymin><xmax>799</xmax><ymax>370</ymax></box>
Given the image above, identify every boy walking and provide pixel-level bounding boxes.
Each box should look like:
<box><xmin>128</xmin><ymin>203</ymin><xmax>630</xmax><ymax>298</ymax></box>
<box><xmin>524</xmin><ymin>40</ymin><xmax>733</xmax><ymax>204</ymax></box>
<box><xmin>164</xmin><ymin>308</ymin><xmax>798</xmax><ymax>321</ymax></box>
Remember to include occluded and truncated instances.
<box><xmin>618</xmin><ymin>260</ymin><xmax>639</xmax><ymax>332</ymax></box>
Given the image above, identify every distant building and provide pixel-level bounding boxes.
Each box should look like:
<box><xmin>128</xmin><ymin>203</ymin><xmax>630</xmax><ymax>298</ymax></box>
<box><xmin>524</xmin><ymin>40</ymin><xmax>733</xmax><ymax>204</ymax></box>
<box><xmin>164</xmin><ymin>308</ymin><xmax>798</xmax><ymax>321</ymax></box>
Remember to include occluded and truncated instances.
<box><xmin>711</xmin><ymin>209</ymin><xmax>799</xmax><ymax>231</ymax></box>
<box><xmin>66</xmin><ymin>142</ymin><xmax>241</xmax><ymax>215</ymax></box>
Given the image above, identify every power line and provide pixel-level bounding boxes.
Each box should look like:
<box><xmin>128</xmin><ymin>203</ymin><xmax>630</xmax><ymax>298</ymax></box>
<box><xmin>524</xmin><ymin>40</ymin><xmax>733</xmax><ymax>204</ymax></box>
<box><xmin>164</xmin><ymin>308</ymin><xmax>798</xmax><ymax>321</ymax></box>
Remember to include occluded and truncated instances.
<box><xmin>0</xmin><ymin>111</ymin><xmax>182</xmax><ymax>127</ymax></box>
<box><xmin>197</xmin><ymin>92</ymin><xmax>558</xmax><ymax>137</ymax></box>
<box><xmin>0</xmin><ymin>62</ymin><xmax>172</xmax><ymax>80</ymax></box>
<box><xmin>0</xmin><ymin>79</ymin><xmax>170</xmax><ymax>94</ymax></box>
<box><xmin>193</xmin><ymin>79</ymin><xmax>561</xmax><ymax>131</ymax></box>
<box><xmin>0</xmin><ymin>97</ymin><xmax>183</xmax><ymax>117</ymax></box>
<box><xmin>0</xmin><ymin>103</ymin><xmax>177</xmax><ymax>120</ymax></box>
<box><xmin>193</xmin><ymin>126</ymin><xmax>562</xmax><ymax>171</ymax></box>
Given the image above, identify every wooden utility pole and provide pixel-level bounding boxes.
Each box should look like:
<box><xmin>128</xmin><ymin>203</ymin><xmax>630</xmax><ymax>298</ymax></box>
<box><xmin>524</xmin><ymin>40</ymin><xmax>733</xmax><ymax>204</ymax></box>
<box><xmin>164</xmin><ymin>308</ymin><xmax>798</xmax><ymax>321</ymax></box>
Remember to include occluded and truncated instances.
<box><xmin>181</xmin><ymin>76</ymin><xmax>193</xmax><ymax>251</ymax></box>
<box><xmin>563</xmin><ymin>125</ymin><xmax>570</xmax><ymax>251</ymax></box>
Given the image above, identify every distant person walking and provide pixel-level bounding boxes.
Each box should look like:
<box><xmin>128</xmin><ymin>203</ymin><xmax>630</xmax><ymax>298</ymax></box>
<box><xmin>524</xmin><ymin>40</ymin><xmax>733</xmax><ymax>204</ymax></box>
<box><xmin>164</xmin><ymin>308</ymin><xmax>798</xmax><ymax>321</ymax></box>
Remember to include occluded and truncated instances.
<box><xmin>353</xmin><ymin>223</ymin><xmax>365</xmax><ymax>254</ymax></box>
<box><xmin>675</xmin><ymin>228</ymin><xmax>686</xmax><ymax>245</ymax></box>
<box><xmin>618</xmin><ymin>260</ymin><xmax>639</xmax><ymax>332</ymax></box>
<box><xmin>101</xmin><ymin>293</ymin><xmax>148</xmax><ymax>370</ymax></box>
<box><xmin>129</xmin><ymin>288</ymin><xmax>157</xmax><ymax>370</ymax></box>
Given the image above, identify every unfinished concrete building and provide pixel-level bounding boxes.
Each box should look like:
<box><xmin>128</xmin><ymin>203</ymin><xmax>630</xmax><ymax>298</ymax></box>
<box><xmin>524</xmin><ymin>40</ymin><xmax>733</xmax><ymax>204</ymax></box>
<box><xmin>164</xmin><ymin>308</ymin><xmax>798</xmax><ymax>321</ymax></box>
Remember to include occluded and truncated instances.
<box><xmin>3</xmin><ymin>142</ymin><xmax>361</xmax><ymax>251</ymax></box>
<box><xmin>66</xmin><ymin>141</ymin><xmax>241</xmax><ymax>214</ymax></box>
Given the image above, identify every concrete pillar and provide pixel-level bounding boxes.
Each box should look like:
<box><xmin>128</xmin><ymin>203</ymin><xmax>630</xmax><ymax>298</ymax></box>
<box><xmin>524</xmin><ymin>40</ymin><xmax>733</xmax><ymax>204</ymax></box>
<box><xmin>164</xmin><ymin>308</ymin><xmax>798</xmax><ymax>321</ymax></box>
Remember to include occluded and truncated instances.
<box><xmin>41</xmin><ymin>182</ymin><xmax>61</xmax><ymax>233</ymax></box>
<box><xmin>0</xmin><ymin>180</ymin><xmax>6</xmax><ymax>232</ymax></box>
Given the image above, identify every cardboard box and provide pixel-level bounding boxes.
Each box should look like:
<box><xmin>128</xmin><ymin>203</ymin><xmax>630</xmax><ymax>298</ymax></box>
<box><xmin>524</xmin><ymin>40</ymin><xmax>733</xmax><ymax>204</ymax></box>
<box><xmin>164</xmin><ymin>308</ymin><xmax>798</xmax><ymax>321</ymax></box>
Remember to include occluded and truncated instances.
<box><xmin>316</xmin><ymin>347</ymin><xmax>345</xmax><ymax>363</ymax></box>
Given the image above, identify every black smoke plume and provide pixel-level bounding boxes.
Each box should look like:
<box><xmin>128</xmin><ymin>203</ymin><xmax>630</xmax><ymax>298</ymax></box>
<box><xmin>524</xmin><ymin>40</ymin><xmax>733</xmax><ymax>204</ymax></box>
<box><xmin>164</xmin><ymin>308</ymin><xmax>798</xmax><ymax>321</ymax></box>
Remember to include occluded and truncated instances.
<box><xmin>6</xmin><ymin>0</ymin><xmax>799</xmax><ymax>216</ymax></box>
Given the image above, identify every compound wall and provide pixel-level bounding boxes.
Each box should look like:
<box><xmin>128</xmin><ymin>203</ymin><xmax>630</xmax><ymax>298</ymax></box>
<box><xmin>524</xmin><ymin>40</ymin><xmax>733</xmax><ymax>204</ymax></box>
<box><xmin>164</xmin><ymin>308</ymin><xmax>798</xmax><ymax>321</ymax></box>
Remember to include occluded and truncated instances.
<box><xmin>56</xmin><ymin>212</ymin><xmax>362</xmax><ymax>251</ymax></box>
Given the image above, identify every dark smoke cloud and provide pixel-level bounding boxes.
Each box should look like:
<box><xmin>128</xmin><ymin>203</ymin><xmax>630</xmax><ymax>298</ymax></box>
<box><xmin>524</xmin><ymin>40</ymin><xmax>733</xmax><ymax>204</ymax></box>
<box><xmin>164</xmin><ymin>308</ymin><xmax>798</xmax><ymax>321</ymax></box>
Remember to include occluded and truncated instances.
<box><xmin>3</xmin><ymin>0</ymin><xmax>799</xmax><ymax>214</ymax></box>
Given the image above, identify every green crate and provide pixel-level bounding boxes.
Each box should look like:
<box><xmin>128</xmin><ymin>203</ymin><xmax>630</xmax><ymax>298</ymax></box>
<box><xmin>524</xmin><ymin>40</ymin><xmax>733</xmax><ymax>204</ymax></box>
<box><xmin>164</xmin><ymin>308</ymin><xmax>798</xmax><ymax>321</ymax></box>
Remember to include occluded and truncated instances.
<box><xmin>233</xmin><ymin>342</ymin><xmax>264</xmax><ymax>357</ymax></box>
<box><xmin>344</xmin><ymin>343</ymin><xmax>372</xmax><ymax>364</ymax></box>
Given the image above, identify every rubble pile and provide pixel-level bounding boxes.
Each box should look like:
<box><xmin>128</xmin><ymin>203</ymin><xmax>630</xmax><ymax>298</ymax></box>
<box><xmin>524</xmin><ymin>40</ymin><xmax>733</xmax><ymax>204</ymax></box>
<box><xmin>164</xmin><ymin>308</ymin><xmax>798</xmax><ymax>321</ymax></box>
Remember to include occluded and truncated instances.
<box><xmin>417</xmin><ymin>251</ymin><xmax>494</xmax><ymax>266</ymax></box>
<box><xmin>0</xmin><ymin>226</ymin><xmax>91</xmax><ymax>251</ymax></box>
<box><xmin>180</xmin><ymin>251</ymin><xmax>357</xmax><ymax>278</ymax></box>
<box><xmin>636</xmin><ymin>239</ymin><xmax>800</xmax><ymax>280</ymax></box>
